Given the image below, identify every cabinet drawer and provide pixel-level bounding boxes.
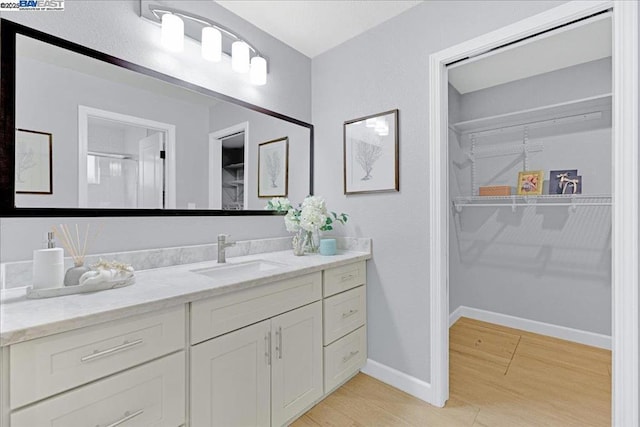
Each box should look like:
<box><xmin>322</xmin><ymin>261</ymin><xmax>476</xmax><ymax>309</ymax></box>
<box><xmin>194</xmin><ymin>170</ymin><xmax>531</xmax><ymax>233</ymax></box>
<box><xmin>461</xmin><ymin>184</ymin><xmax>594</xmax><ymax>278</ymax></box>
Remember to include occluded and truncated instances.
<box><xmin>324</xmin><ymin>326</ymin><xmax>367</xmax><ymax>393</ymax></box>
<box><xmin>11</xmin><ymin>351</ymin><xmax>185</xmax><ymax>427</ymax></box>
<box><xmin>10</xmin><ymin>305</ymin><xmax>185</xmax><ymax>409</ymax></box>
<box><xmin>323</xmin><ymin>285</ymin><xmax>366</xmax><ymax>345</ymax></box>
<box><xmin>191</xmin><ymin>272</ymin><xmax>322</xmax><ymax>344</ymax></box>
<box><xmin>323</xmin><ymin>262</ymin><xmax>366</xmax><ymax>297</ymax></box>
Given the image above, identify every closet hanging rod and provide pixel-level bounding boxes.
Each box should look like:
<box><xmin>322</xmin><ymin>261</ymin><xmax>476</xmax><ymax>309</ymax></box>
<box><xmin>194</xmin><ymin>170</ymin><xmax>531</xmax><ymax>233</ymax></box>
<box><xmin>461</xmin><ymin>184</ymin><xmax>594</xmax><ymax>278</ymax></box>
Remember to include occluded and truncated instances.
<box><xmin>452</xmin><ymin>93</ymin><xmax>611</xmax><ymax>136</ymax></box>
<box><xmin>468</xmin><ymin>111</ymin><xmax>602</xmax><ymax>139</ymax></box>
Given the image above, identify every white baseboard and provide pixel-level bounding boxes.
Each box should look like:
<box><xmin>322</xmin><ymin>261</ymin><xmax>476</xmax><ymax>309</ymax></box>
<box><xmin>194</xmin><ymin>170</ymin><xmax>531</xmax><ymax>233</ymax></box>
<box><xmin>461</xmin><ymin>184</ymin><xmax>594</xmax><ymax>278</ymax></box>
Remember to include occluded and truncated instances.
<box><xmin>449</xmin><ymin>306</ymin><xmax>611</xmax><ymax>350</ymax></box>
<box><xmin>361</xmin><ymin>359</ymin><xmax>433</xmax><ymax>404</ymax></box>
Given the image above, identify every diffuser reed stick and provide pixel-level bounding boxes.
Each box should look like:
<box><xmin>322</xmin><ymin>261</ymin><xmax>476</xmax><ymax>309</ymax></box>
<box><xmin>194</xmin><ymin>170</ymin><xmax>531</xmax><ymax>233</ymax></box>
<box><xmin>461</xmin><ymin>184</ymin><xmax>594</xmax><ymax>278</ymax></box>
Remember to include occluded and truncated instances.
<box><xmin>52</xmin><ymin>224</ymin><xmax>101</xmax><ymax>266</ymax></box>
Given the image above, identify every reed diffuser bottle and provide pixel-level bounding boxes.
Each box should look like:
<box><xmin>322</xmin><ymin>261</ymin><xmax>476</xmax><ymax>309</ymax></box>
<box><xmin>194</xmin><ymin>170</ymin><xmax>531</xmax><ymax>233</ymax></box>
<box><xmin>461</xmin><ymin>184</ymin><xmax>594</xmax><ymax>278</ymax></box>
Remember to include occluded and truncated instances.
<box><xmin>53</xmin><ymin>224</ymin><xmax>99</xmax><ymax>286</ymax></box>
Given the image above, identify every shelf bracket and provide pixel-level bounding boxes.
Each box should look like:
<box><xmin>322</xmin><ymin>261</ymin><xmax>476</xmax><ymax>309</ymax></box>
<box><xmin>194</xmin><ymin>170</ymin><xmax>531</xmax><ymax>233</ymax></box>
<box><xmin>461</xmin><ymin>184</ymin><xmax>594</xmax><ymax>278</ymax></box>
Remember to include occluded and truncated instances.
<box><xmin>470</xmin><ymin>134</ymin><xmax>477</xmax><ymax>196</ymax></box>
<box><xmin>522</xmin><ymin>126</ymin><xmax>530</xmax><ymax>171</ymax></box>
<box><xmin>569</xmin><ymin>197</ymin><xmax>578</xmax><ymax>213</ymax></box>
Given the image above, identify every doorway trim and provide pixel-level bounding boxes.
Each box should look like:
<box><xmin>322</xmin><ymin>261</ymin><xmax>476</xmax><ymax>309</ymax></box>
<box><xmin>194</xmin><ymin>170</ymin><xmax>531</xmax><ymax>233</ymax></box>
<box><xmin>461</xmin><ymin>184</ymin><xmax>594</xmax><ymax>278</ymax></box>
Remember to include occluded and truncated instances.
<box><xmin>428</xmin><ymin>1</ymin><xmax>638</xmax><ymax>425</ymax></box>
<box><xmin>208</xmin><ymin>122</ymin><xmax>250</xmax><ymax>210</ymax></box>
<box><xmin>78</xmin><ymin>105</ymin><xmax>177</xmax><ymax>208</ymax></box>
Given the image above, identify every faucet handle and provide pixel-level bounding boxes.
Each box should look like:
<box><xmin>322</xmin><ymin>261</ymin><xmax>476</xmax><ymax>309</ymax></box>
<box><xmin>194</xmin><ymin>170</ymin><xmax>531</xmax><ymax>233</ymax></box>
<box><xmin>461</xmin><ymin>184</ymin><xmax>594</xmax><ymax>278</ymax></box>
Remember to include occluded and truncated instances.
<box><xmin>218</xmin><ymin>234</ymin><xmax>235</xmax><ymax>245</ymax></box>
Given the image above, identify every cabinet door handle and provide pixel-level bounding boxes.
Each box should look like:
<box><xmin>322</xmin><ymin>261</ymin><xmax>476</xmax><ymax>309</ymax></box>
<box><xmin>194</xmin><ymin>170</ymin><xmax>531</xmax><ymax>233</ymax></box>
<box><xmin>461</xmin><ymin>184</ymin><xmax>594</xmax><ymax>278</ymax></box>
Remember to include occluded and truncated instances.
<box><xmin>342</xmin><ymin>309</ymin><xmax>359</xmax><ymax>319</ymax></box>
<box><xmin>342</xmin><ymin>350</ymin><xmax>360</xmax><ymax>364</ymax></box>
<box><xmin>275</xmin><ymin>326</ymin><xmax>283</xmax><ymax>359</ymax></box>
<box><xmin>340</xmin><ymin>273</ymin><xmax>355</xmax><ymax>282</ymax></box>
<box><xmin>102</xmin><ymin>409</ymin><xmax>144</xmax><ymax>427</ymax></box>
<box><xmin>264</xmin><ymin>331</ymin><xmax>271</xmax><ymax>366</ymax></box>
<box><xmin>81</xmin><ymin>339</ymin><xmax>143</xmax><ymax>363</ymax></box>
<box><xmin>265</xmin><ymin>332</ymin><xmax>271</xmax><ymax>366</ymax></box>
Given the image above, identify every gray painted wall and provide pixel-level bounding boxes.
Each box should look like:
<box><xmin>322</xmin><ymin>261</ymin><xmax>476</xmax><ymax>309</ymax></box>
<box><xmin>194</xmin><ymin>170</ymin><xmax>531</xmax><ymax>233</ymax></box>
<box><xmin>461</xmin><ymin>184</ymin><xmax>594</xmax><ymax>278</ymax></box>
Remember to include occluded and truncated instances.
<box><xmin>0</xmin><ymin>0</ymin><xmax>311</xmax><ymax>262</ymax></box>
<box><xmin>311</xmin><ymin>0</ymin><xmax>565</xmax><ymax>383</ymax></box>
<box><xmin>448</xmin><ymin>58</ymin><xmax>612</xmax><ymax>335</ymax></box>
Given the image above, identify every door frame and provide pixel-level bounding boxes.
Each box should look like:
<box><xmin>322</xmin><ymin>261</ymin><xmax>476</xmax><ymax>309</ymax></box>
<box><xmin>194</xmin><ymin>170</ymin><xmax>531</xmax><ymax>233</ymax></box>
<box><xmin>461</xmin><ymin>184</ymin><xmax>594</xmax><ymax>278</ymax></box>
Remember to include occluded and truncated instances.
<box><xmin>208</xmin><ymin>122</ymin><xmax>250</xmax><ymax>210</ymax></box>
<box><xmin>78</xmin><ymin>105</ymin><xmax>176</xmax><ymax>208</ymax></box>
<box><xmin>427</xmin><ymin>1</ymin><xmax>638</xmax><ymax>425</ymax></box>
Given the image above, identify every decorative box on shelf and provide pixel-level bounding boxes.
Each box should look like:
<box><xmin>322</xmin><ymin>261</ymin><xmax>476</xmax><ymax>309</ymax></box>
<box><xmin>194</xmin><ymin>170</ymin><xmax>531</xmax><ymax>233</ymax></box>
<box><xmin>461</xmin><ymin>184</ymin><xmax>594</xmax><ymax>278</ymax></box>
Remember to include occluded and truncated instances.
<box><xmin>479</xmin><ymin>186</ymin><xmax>511</xmax><ymax>196</ymax></box>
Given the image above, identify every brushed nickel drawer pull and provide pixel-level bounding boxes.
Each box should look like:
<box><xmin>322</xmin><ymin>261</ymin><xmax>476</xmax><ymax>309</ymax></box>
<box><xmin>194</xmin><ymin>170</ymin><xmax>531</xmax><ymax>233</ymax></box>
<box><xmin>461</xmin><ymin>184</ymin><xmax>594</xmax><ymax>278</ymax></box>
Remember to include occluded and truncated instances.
<box><xmin>342</xmin><ymin>350</ymin><xmax>360</xmax><ymax>364</ymax></box>
<box><xmin>342</xmin><ymin>309</ymin><xmax>359</xmax><ymax>319</ymax></box>
<box><xmin>277</xmin><ymin>326</ymin><xmax>283</xmax><ymax>359</ymax></box>
<box><xmin>81</xmin><ymin>339</ymin><xmax>143</xmax><ymax>363</ymax></box>
<box><xmin>102</xmin><ymin>409</ymin><xmax>144</xmax><ymax>427</ymax></box>
<box><xmin>265</xmin><ymin>333</ymin><xmax>270</xmax><ymax>366</ymax></box>
<box><xmin>340</xmin><ymin>273</ymin><xmax>355</xmax><ymax>282</ymax></box>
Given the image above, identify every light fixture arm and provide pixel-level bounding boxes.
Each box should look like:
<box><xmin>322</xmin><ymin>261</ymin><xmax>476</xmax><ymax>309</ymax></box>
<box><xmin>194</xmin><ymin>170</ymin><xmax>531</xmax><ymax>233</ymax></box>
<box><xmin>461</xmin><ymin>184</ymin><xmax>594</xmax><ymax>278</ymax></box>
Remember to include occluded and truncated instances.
<box><xmin>148</xmin><ymin>4</ymin><xmax>263</xmax><ymax>58</ymax></box>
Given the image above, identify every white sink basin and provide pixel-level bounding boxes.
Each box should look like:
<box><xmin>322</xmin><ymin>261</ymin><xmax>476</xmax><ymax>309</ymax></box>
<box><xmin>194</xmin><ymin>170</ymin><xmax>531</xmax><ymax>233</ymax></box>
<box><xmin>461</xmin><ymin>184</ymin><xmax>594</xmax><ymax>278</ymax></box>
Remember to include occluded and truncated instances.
<box><xmin>191</xmin><ymin>260</ymin><xmax>286</xmax><ymax>280</ymax></box>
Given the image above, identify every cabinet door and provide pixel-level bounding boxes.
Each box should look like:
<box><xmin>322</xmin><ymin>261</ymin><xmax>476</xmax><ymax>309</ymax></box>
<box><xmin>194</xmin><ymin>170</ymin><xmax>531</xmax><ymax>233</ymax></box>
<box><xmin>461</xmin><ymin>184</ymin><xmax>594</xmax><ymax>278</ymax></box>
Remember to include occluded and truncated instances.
<box><xmin>191</xmin><ymin>319</ymin><xmax>271</xmax><ymax>427</ymax></box>
<box><xmin>271</xmin><ymin>301</ymin><xmax>323</xmax><ymax>427</ymax></box>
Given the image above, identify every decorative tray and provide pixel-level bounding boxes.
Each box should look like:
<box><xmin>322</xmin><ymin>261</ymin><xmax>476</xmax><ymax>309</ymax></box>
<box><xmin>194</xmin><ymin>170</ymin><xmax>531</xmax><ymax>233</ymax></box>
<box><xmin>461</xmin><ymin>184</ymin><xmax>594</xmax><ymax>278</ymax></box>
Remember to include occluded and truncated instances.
<box><xmin>25</xmin><ymin>276</ymin><xmax>135</xmax><ymax>299</ymax></box>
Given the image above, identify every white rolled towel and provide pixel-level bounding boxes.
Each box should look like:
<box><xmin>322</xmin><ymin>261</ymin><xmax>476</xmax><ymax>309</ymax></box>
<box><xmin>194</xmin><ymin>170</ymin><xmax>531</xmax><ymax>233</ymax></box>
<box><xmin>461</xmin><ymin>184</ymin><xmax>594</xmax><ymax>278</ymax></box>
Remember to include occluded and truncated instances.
<box><xmin>79</xmin><ymin>268</ymin><xmax>133</xmax><ymax>286</ymax></box>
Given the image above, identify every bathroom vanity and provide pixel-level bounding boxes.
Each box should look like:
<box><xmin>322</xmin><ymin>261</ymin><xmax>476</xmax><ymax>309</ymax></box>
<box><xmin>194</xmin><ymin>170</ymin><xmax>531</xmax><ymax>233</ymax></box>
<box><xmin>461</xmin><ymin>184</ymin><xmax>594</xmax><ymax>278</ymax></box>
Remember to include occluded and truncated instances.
<box><xmin>0</xmin><ymin>249</ymin><xmax>370</xmax><ymax>427</ymax></box>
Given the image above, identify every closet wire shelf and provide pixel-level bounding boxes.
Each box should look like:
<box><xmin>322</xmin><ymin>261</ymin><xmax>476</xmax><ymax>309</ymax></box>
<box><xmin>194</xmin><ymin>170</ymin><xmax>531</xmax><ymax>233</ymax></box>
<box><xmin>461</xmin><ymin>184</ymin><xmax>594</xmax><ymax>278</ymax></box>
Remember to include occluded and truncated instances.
<box><xmin>453</xmin><ymin>194</ymin><xmax>612</xmax><ymax>213</ymax></box>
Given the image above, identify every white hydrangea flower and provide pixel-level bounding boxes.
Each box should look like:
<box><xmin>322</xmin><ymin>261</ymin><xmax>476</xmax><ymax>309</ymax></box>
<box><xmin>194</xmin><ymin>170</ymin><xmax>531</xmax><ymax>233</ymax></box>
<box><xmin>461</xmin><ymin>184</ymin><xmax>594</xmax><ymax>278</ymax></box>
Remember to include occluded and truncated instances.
<box><xmin>284</xmin><ymin>209</ymin><xmax>301</xmax><ymax>232</ymax></box>
<box><xmin>299</xmin><ymin>196</ymin><xmax>328</xmax><ymax>231</ymax></box>
<box><xmin>267</xmin><ymin>197</ymin><xmax>292</xmax><ymax>212</ymax></box>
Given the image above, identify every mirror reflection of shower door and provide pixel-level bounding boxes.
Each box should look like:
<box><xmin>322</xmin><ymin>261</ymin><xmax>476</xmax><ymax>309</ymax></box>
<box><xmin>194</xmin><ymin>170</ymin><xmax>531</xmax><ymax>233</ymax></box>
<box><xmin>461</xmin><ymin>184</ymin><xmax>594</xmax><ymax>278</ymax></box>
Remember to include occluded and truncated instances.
<box><xmin>79</xmin><ymin>106</ymin><xmax>175</xmax><ymax>209</ymax></box>
<box><xmin>138</xmin><ymin>132</ymin><xmax>164</xmax><ymax>209</ymax></box>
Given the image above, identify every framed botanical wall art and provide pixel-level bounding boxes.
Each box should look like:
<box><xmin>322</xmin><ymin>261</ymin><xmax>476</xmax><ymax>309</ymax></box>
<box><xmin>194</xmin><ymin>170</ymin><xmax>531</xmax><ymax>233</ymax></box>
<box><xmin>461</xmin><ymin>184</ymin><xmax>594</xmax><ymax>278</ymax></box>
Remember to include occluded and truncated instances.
<box><xmin>15</xmin><ymin>129</ymin><xmax>52</xmax><ymax>194</ymax></box>
<box><xmin>516</xmin><ymin>170</ymin><xmax>544</xmax><ymax>196</ymax></box>
<box><xmin>258</xmin><ymin>136</ymin><xmax>288</xmax><ymax>197</ymax></box>
<box><xmin>344</xmin><ymin>109</ymin><xmax>399</xmax><ymax>194</ymax></box>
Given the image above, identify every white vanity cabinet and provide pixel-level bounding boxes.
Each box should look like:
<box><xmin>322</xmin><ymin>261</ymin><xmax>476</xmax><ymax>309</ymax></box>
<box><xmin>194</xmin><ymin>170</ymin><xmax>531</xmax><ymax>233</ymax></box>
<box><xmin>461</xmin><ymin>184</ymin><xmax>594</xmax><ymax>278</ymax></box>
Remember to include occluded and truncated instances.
<box><xmin>190</xmin><ymin>273</ymin><xmax>324</xmax><ymax>427</ymax></box>
<box><xmin>1</xmin><ymin>256</ymin><xmax>370</xmax><ymax>427</ymax></box>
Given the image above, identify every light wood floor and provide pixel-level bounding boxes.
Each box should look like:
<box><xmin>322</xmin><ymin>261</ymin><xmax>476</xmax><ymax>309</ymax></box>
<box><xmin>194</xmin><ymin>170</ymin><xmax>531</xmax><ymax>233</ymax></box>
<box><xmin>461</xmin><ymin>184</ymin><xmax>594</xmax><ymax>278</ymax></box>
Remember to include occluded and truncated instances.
<box><xmin>291</xmin><ymin>317</ymin><xmax>611</xmax><ymax>426</ymax></box>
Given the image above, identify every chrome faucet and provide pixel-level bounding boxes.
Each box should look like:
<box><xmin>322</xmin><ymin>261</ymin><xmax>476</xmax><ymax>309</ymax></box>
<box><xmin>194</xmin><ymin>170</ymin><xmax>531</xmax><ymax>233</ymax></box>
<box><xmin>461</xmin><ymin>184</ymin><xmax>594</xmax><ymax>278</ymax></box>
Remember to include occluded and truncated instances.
<box><xmin>217</xmin><ymin>234</ymin><xmax>236</xmax><ymax>263</ymax></box>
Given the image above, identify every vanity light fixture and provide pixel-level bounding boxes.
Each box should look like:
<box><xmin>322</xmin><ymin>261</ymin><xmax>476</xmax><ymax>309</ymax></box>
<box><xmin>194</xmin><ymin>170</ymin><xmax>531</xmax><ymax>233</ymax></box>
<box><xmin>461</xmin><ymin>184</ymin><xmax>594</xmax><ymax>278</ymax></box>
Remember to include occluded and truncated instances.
<box><xmin>201</xmin><ymin>26</ymin><xmax>222</xmax><ymax>62</ymax></box>
<box><xmin>149</xmin><ymin>4</ymin><xmax>267</xmax><ymax>85</ymax></box>
<box><xmin>161</xmin><ymin>13</ymin><xmax>184</xmax><ymax>52</ymax></box>
<box><xmin>250</xmin><ymin>56</ymin><xmax>267</xmax><ymax>85</ymax></box>
<box><xmin>231</xmin><ymin>41</ymin><xmax>250</xmax><ymax>73</ymax></box>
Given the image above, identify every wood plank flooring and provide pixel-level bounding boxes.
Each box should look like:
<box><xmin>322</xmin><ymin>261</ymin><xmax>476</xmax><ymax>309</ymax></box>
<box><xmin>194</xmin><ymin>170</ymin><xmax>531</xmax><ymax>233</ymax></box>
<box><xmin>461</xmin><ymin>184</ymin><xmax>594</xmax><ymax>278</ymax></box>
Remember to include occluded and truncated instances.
<box><xmin>291</xmin><ymin>317</ymin><xmax>611</xmax><ymax>426</ymax></box>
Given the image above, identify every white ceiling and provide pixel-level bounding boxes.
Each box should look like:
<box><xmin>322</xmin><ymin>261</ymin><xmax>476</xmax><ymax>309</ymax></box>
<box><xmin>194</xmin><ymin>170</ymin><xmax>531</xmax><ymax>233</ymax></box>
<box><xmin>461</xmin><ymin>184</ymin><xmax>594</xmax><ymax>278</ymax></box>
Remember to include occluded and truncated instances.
<box><xmin>448</xmin><ymin>14</ymin><xmax>612</xmax><ymax>94</ymax></box>
<box><xmin>215</xmin><ymin>0</ymin><xmax>423</xmax><ymax>58</ymax></box>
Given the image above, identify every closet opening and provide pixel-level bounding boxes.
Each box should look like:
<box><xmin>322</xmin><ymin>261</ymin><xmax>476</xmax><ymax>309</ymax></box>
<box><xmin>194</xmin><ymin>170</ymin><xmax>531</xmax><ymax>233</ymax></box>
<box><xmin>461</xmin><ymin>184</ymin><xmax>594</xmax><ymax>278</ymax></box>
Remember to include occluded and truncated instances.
<box><xmin>446</xmin><ymin>11</ymin><xmax>613</xmax><ymax>424</ymax></box>
<box><xmin>208</xmin><ymin>122</ymin><xmax>249</xmax><ymax>210</ymax></box>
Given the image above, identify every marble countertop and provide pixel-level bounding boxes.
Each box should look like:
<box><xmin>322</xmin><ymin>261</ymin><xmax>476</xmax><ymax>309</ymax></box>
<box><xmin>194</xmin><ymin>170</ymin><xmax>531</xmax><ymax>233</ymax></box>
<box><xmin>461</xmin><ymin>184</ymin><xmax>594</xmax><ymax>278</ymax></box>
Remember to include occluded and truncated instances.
<box><xmin>0</xmin><ymin>249</ymin><xmax>371</xmax><ymax>347</ymax></box>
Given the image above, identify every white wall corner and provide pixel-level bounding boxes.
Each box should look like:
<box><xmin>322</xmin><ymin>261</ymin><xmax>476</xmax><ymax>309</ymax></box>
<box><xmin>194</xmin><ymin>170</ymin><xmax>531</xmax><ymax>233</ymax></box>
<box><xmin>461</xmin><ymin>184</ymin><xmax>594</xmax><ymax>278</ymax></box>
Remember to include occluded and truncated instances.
<box><xmin>450</xmin><ymin>306</ymin><xmax>612</xmax><ymax>350</ymax></box>
<box><xmin>361</xmin><ymin>359</ymin><xmax>433</xmax><ymax>405</ymax></box>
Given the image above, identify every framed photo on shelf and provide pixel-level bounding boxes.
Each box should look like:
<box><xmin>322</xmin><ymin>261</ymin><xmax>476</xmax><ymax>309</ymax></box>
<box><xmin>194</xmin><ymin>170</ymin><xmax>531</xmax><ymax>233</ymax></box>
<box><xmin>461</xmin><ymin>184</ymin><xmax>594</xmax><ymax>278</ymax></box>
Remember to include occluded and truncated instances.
<box><xmin>549</xmin><ymin>169</ymin><xmax>582</xmax><ymax>194</ymax></box>
<box><xmin>343</xmin><ymin>109</ymin><xmax>399</xmax><ymax>194</ymax></box>
<box><xmin>517</xmin><ymin>170</ymin><xmax>544</xmax><ymax>195</ymax></box>
<box><xmin>15</xmin><ymin>129</ymin><xmax>52</xmax><ymax>194</ymax></box>
<box><xmin>258</xmin><ymin>136</ymin><xmax>288</xmax><ymax>198</ymax></box>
